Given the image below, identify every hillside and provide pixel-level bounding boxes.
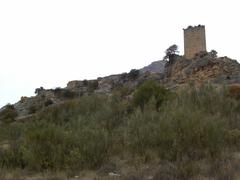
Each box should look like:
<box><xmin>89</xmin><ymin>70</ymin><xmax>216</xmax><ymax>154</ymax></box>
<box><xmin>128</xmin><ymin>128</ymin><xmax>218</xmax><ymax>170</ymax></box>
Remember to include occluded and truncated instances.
<box><xmin>0</xmin><ymin>54</ymin><xmax>240</xmax><ymax>179</ymax></box>
<box><xmin>1</xmin><ymin>53</ymin><xmax>239</xmax><ymax>120</ymax></box>
<box><xmin>164</xmin><ymin>55</ymin><xmax>240</xmax><ymax>86</ymax></box>
<box><xmin>140</xmin><ymin>60</ymin><xmax>166</xmax><ymax>74</ymax></box>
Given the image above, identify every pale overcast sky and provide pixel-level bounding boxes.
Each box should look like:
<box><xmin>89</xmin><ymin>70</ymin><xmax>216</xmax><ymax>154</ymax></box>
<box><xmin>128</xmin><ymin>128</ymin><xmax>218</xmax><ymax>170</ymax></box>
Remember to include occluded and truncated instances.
<box><xmin>0</xmin><ymin>0</ymin><xmax>239</xmax><ymax>107</ymax></box>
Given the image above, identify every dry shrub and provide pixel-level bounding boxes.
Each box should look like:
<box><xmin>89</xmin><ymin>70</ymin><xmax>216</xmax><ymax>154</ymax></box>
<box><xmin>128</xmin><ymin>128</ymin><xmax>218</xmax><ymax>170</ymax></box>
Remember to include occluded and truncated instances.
<box><xmin>228</xmin><ymin>84</ymin><xmax>240</xmax><ymax>100</ymax></box>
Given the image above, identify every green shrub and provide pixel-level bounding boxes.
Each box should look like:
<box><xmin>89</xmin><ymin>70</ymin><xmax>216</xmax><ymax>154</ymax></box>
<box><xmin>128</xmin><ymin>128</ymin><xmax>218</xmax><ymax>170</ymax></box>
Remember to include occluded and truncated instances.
<box><xmin>53</xmin><ymin>88</ymin><xmax>77</xmax><ymax>99</ymax></box>
<box><xmin>128</xmin><ymin>69</ymin><xmax>139</xmax><ymax>80</ymax></box>
<box><xmin>224</xmin><ymin>129</ymin><xmax>240</xmax><ymax>148</ymax></box>
<box><xmin>44</xmin><ymin>99</ymin><xmax>53</xmax><ymax>107</ymax></box>
<box><xmin>0</xmin><ymin>124</ymin><xmax>25</xmax><ymax>168</ymax></box>
<box><xmin>127</xmin><ymin>110</ymin><xmax>160</xmax><ymax>156</ymax></box>
<box><xmin>0</xmin><ymin>104</ymin><xmax>18</xmax><ymax>123</ymax></box>
<box><xmin>0</xmin><ymin>83</ymin><xmax>240</xmax><ymax>176</ymax></box>
<box><xmin>83</xmin><ymin>79</ymin><xmax>88</xmax><ymax>86</ymax></box>
<box><xmin>28</xmin><ymin>105</ymin><xmax>38</xmax><ymax>114</ymax></box>
<box><xmin>0</xmin><ymin>142</ymin><xmax>24</xmax><ymax>169</ymax></box>
<box><xmin>176</xmin><ymin>160</ymin><xmax>200</xmax><ymax>179</ymax></box>
<box><xmin>18</xmin><ymin>95</ymin><xmax>113</xmax><ymax>171</ymax></box>
<box><xmin>133</xmin><ymin>80</ymin><xmax>170</xmax><ymax>111</ymax></box>
<box><xmin>129</xmin><ymin>83</ymin><xmax>238</xmax><ymax>161</ymax></box>
<box><xmin>21</xmin><ymin>122</ymin><xmax>67</xmax><ymax>170</ymax></box>
<box><xmin>35</xmin><ymin>87</ymin><xmax>44</xmax><ymax>95</ymax></box>
<box><xmin>67</xmin><ymin>126</ymin><xmax>109</xmax><ymax>169</ymax></box>
<box><xmin>113</xmin><ymin>85</ymin><xmax>131</xmax><ymax>98</ymax></box>
<box><xmin>87</xmin><ymin>80</ymin><xmax>99</xmax><ymax>92</ymax></box>
<box><xmin>157</xmin><ymin>108</ymin><xmax>225</xmax><ymax>160</ymax></box>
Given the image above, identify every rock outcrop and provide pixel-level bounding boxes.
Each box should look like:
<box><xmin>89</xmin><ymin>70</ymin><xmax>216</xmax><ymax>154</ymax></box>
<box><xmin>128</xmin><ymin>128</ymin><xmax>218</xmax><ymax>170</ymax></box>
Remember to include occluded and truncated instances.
<box><xmin>164</xmin><ymin>55</ymin><xmax>240</xmax><ymax>86</ymax></box>
<box><xmin>140</xmin><ymin>60</ymin><xmax>166</xmax><ymax>74</ymax></box>
<box><xmin>67</xmin><ymin>71</ymin><xmax>163</xmax><ymax>94</ymax></box>
<box><xmin>1</xmin><ymin>54</ymin><xmax>240</xmax><ymax>121</ymax></box>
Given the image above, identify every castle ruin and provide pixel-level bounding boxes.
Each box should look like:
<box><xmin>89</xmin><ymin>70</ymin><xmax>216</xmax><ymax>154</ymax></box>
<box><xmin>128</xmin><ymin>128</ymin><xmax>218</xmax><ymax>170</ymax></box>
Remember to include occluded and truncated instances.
<box><xmin>184</xmin><ymin>25</ymin><xmax>206</xmax><ymax>59</ymax></box>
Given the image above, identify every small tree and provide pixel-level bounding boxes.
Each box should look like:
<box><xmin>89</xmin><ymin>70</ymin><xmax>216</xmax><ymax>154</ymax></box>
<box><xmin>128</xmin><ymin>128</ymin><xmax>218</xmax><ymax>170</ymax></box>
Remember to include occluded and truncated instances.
<box><xmin>0</xmin><ymin>104</ymin><xmax>18</xmax><ymax>123</ymax></box>
<box><xmin>83</xmin><ymin>79</ymin><xmax>88</xmax><ymax>86</ymax></box>
<box><xmin>35</xmin><ymin>87</ymin><xmax>44</xmax><ymax>95</ymax></box>
<box><xmin>209</xmin><ymin>50</ymin><xmax>218</xmax><ymax>58</ymax></box>
<box><xmin>163</xmin><ymin>44</ymin><xmax>179</xmax><ymax>61</ymax></box>
<box><xmin>195</xmin><ymin>51</ymin><xmax>208</xmax><ymax>58</ymax></box>
<box><xmin>128</xmin><ymin>69</ymin><xmax>140</xmax><ymax>80</ymax></box>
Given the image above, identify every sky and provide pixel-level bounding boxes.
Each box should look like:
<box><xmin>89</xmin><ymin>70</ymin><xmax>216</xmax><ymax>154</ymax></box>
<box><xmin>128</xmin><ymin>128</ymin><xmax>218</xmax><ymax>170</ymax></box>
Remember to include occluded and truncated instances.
<box><xmin>0</xmin><ymin>0</ymin><xmax>240</xmax><ymax>107</ymax></box>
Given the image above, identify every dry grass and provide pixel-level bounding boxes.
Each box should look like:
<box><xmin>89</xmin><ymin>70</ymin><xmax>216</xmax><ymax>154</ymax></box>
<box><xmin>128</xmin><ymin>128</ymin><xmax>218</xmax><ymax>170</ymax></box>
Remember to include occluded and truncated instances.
<box><xmin>228</xmin><ymin>84</ymin><xmax>240</xmax><ymax>100</ymax></box>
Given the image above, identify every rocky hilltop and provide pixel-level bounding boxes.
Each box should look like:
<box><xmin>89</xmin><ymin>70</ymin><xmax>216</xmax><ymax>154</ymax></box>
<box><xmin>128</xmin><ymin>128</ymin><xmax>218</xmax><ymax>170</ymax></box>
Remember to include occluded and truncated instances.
<box><xmin>1</xmin><ymin>52</ymin><xmax>240</xmax><ymax>179</ymax></box>
<box><xmin>1</xmin><ymin>54</ymin><xmax>240</xmax><ymax>121</ymax></box>
<box><xmin>164</xmin><ymin>54</ymin><xmax>240</xmax><ymax>86</ymax></box>
<box><xmin>140</xmin><ymin>60</ymin><xmax>166</xmax><ymax>74</ymax></box>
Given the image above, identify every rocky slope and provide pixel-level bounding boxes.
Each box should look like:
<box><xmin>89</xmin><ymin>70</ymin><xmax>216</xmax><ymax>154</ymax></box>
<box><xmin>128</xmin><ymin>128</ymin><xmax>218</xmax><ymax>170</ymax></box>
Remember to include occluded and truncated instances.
<box><xmin>1</xmin><ymin>54</ymin><xmax>240</xmax><ymax>121</ymax></box>
<box><xmin>140</xmin><ymin>60</ymin><xmax>166</xmax><ymax>74</ymax></box>
<box><xmin>164</xmin><ymin>55</ymin><xmax>240</xmax><ymax>86</ymax></box>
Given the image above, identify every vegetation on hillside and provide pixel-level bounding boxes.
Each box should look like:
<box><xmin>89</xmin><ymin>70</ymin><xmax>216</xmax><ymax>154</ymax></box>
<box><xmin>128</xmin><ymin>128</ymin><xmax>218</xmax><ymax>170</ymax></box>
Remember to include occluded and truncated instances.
<box><xmin>0</xmin><ymin>81</ymin><xmax>240</xmax><ymax>178</ymax></box>
<box><xmin>163</xmin><ymin>44</ymin><xmax>179</xmax><ymax>62</ymax></box>
<box><xmin>0</xmin><ymin>104</ymin><xmax>18</xmax><ymax>123</ymax></box>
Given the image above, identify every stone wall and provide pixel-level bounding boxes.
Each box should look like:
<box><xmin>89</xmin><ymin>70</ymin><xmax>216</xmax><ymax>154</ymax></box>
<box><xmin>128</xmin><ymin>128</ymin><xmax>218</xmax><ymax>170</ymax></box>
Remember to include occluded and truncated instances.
<box><xmin>184</xmin><ymin>25</ymin><xmax>206</xmax><ymax>59</ymax></box>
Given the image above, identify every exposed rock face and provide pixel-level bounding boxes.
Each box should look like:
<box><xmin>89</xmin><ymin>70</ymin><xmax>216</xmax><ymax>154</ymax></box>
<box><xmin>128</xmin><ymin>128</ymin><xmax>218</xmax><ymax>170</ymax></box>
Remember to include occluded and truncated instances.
<box><xmin>1</xmin><ymin>54</ymin><xmax>240</xmax><ymax>121</ymax></box>
<box><xmin>66</xmin><ymin>80</ymin><xmax>89</xmax><ymax>94</ymax></box>
<box><xmin>14</xmin><ymin>89</ymin><xmax>61</xmax><ymax>117</ymax></box>
<box><xmin>67</xmin><ymin>72</ymin><xmax>163</xmax><ymax>94</ymax></box>
<box><xmin>164</xmin><ymin>55</ymin><xmax>240</xmax><ymax>85</ymax></box>
<box><xmin>140</xmin><ymin>60</ymin><xmax>166</xmax><ymax>74</ymax></box>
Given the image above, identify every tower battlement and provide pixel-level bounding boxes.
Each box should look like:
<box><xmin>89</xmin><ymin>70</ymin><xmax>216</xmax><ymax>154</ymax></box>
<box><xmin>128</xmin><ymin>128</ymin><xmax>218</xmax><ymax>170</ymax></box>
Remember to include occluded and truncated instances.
<box><xmin>184</xmin><ymin>25</ymin><xmax>206</xmax><ymax>59</ymax></box>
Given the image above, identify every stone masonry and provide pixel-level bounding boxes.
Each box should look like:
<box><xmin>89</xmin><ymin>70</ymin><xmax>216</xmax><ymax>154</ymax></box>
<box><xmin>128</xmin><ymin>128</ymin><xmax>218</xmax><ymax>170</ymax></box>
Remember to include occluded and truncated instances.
<box><xmin>184</xmin><ymin>25</ymin><xmax>206</xmax><ymax>59</ymax></box>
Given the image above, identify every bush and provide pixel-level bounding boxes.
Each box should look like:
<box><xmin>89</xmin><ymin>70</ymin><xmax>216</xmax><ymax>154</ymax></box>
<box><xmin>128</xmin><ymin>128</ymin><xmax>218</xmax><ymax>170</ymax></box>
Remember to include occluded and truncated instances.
<box><xmin>21</xmin><ymin>122</ymin><xmax>67</xmax><ymax>170</ymax></box>
<box><xmin>62</xmin><ymin>90</ymin><xmax>76</xmax><ymax>98</ymax></box>
<box><xmin>19</xmin><ymin>119</ymin><xmax>109</xmax><ymax>171</ymax></box>
<box><xmin>209</xmin><ymin>50</ymin><xmax>218</xmax><ymax>58</ymax></box>
<box><xmin>127</xmin><ymin>110</ymin><xmax>160</xmax><ymax>156</ymax></box>
<box><xmin>157</xmin><ymin>108</ymin><xmax>225</xmax><ymax>160</ymax></box>
<box><xmin>224</xmin><ymin>129</ymin><xmax>240</xmax><ymax>148</ymax></box>
<box><xmin>67</xmin><ymin>126</ymin><xmax>109</xmax><ymax>169</ymax></box>
<box><xmin>53</xmin><ymin>88</ymin><xmax>77</xmax><ymax>99</ymax></box>
<box><xmin>0</xmin><ymin>83</ymin><xmax>240</xmax><ymax>177</ymax></box>
<box><xmin>228</xmin><ymin>84</ymin><xmax>240</xmax><ymax>100</ymax></box>
<box><xmin>0</xmin><ymin>124</ymin><xmax>25</xmax><ymax>168</ymax></box>
<box><xmin>0</xmin><ymin>104</ymin><xmax>18</xmax><ymax>123</ymax></box>
<box><xmin>195</xmin><ymin>51</ymin><xmax>208</xmax><ymax>58</ymax></box>
<box><xmin>120</xmin><ymin>72</ymin><xmax>128</xmax><ymax>80</ymax></box>
<box><xmin>83</xmin><ymin>79</ymin><xmax>88</xmax><ymax>86</ymax></box>
<box><xmin>129</xmin><ymin>83</ymin><xmax>240</xmax><ymax>161</ymax></box>
<box><xmin>128</xmin><ymin>69</ymin><xmax>139</xmax><ymax>80</ymax></box>
<box><xmin>87</xmin><ymin>80</ymin><xmax>99</xmax><ymax>93</ymax></box>
<box><xmin>133</xmin><ymin>80</ymin><xmax>170</xmax><ymax>111</ymax></box>
<box><xmin>35</xmin><ymin>87</ymin><xmax>44</xmax><ymax>95</ymax></box>
<box><xmin>44</xmin><ymin>99</ymin><xmax>53</xmax><ymax>107</ymax></box>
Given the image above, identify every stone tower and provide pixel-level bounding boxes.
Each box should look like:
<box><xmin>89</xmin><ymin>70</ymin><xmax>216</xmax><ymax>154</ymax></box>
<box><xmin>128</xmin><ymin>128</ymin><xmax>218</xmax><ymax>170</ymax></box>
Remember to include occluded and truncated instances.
<box><xmin>184</xmin><ymin>25</ymin><xmax>206</xmax><ymax>59</ymax></box>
